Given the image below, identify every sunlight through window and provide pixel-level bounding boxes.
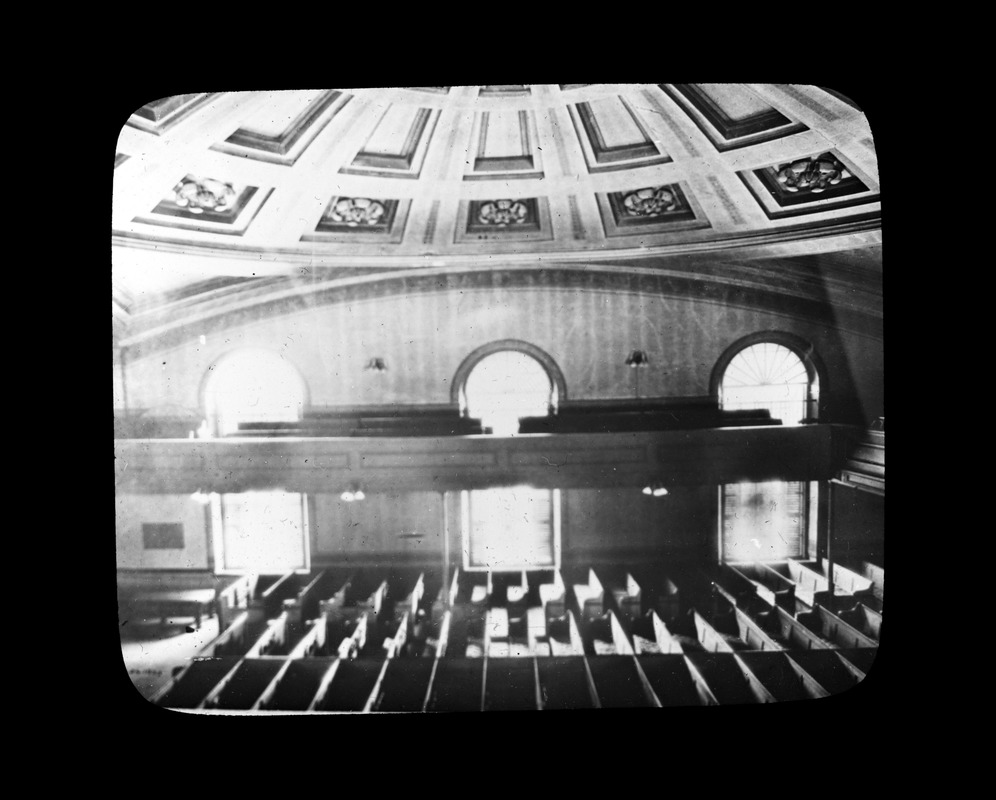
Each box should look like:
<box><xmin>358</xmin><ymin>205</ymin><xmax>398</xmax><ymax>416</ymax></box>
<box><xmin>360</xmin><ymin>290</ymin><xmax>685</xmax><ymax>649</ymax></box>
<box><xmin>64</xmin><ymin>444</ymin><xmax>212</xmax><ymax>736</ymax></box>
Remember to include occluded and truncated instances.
<box><xmin>204</xmin><ymin>349</ymin><xmax>305</xmax><ymax>436</ymax></box>
<box><xmin>720</xmin><ymin>342</ymin><xmax>816</xmax><ymax>425</ymax></box>
<box><xmin>464</xmin><ymin>350</ymin><xmax>553</xmax><ymax>435</ymax></box>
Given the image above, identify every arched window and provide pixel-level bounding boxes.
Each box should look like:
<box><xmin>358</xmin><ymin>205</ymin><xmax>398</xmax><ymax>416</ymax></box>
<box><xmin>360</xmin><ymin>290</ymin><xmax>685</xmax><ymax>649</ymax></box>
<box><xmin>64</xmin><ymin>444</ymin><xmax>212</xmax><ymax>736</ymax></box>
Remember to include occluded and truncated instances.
<box><xmin>203</xmin><ymin>350</ymin><xmax>310</xmax><ymax>573</ymax></box>
<box><xmin>453</xmin><ymin>341</ymin><xmax>565</xmax><ymax>572</ymax></box>
<box><xmin>718</xmin><ymin>341</ymin><xmax>818</xmax><ymax>426</ymax></box>
<box><xmin>455</xmin><ymin>341</ymin><xmax>564</xmax><ymax>436</ymax></box>
<box><xmin>203</xmin><ymin>349</ymin><xmax>307</xmax><ymax>436</ymax></box>
<box><xmin>717</xmin><ymin>337</ymin><xmax>820</xmax><ymax>562</ymax></box>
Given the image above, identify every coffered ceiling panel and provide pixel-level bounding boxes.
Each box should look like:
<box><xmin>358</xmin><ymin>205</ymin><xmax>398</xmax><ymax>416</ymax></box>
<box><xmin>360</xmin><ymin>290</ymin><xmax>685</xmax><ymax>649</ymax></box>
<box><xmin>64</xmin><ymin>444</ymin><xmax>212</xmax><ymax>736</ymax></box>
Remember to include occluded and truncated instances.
<box><xmin>112</xmin><ymin>84</ymin><xmax>882</xmax><ymax>328</ymax></box>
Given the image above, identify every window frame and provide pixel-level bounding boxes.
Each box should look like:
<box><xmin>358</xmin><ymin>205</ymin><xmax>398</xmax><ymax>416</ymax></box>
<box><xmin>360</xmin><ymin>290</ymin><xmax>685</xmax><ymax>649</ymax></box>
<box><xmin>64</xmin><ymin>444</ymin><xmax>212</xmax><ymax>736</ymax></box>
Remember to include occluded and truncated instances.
<box><xmin>210</xmin><ymin>490</ymin><xmax>311</xmax><ymax>575</ymax></box>
<box><xmin>460</xmin><ymin>486</ymin><xmax>561</xmax><ymax>572</ymax></box>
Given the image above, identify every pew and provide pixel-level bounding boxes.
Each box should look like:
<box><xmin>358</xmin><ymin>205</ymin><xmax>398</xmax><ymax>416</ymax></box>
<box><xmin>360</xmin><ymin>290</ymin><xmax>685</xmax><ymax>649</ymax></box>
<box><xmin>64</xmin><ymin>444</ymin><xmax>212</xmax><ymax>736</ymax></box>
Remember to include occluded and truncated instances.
<box><xmin>786</xmin><ymin>650</ymin><xmax>864</xmax><ymax>696</ymax></box>
<box><xmin>539</xmin><ymin>569</ymin><xmax>567</xmax><ymax>620</ymax></box>
<box><xmin>389</xmin><ymin>571</ymin><xmax>426</xmax><ymax>626</ymax></box>
<box><xmin>200</xmin><ymin>612</ymin><xmax>260</xmax><ymax>658</ymax></box>
<box><xmin>202</xmin><ymin>657</ymin><xmax>287</xmax><ymax>710</ymax></box>
<box><xmin>837</xmin><ymin>603</ymin><xmax>882</xmax><ymax>641</ymax></box>
<box><xmin>693</xmin><ymin>609</ymin><xmax>744</xmax><ymax>653</ymax></box>
<box><xmin>320</xmin><ymin>574</ymin><xmax>387</xmax><ymax>655</ymax></box>
<box><xmin>630</xmin><ymin>610</ymin><xmax>685</xmax><ymax>654</ymax></box>
<box><xmin>251</xmin><ymin>570</ymin><xmax>349</xmax><ymax>657</ymax></box>
<box><xmin>424</xmin><ymin>658</ymin><xmax>485</xmax><ymax>712</ymax></box>
<box><xmin>571</xmin><ymin>568</ymin><xmax>605</xmax><ymax>620</ymax></box>
<box><xmin>517</xmin><ymin>403</ymin><xmax>776</xmax><ymax>433</ymax></box>
<box><xmin>584</xmin><ymin>610</ymin><xmax>635</xmax><ymax>655</ymax></box>
<box><xmin>216</xmin><ymin>573</ymin><xmax>259</xmax><ymax>631</ymax></box>
<box><xmin>767</xmin><ymin>560</ymin><xmax>859</xmax><ymax>610</ymax></box>
<box><xmin>710</xmin><ymin>580</ymin><xmax>794</xmax><ymax>652</ymax></box>
<box><xmin>368</xmin><ymin>658</ymin><xmax>437</xmax><ymax>713</ymax></box>
<box><xmin>727</xmin><ymin>562</ymin><xmax>797</xmax><ymax>609</ymax></box>
<box><xmin>432</xmin><ymin>568</ymin><xmax>461</xmax><ymax>623</ymax></box>
<box><xmin>601</xmin><ymin>571</ymin><xmax>642</xmax><ymax>623</ymax></box>
<box><xmin>154</xmin><ymin>656</ymin><xmax>241</xmax><ymax>709</ymax></box>
<box><xmin>684</xmin><ymin>652</ymin><xmax>773</xmax><ymax>704</ymax></box>
<box><xmin>796</xmin><ymin>605</ymin><xmax>877</xmax><ymax>649</ymax></box>
<box><xmin>637</xmin><ymin>654</ymin><xmax>713</xmax><ymax>706</ymax></box>
<box><xmin>256</xmin><ymin>658</ymin><xmax>337</xmax><ymax>711</ymax></box>
<box><xmin>536</xmin><ymin>656</ymin><xmax>598</xmax><ymax>710</ymax></box>
<box><xmin>546</xmin><ymin>609</ymin><xmax>585</xmax><ymax>655</ymax></box>
<box><xmin>484</xmin><ymin>657</ymin><xmax>541</xmax><ymax>710</ymax></box>
<box><xmin>836</xmin><ymin>647</ymin><xmax>877</xmax><ymax>677</ymax></box>
<box><xmin>313</xmin><ymin>659</ymin><xmax>384</xmax><ymax>712</ymax></box>
<box><xmin>735</xmin><ymin>651</ymin><xmax>830</xmax><ymax>702</ymax></box>
<box><xmin>586</xmin><ymin>655</ymin><xmax>658</xmax><ymax>708</ymax></box>
<box><xmin>774</xmin><ymin>606</ymin><xmax>832</xmax><ymax>650</ymax></box>
<box><xmin>859</xmin><ymin>560</ymin><xmax>885</xmax><ymax>601</ymax></box>
<box><xmin>380</xmin><ymin>612</ymin><xmax>410</xmax><ymax>659</ymax></box>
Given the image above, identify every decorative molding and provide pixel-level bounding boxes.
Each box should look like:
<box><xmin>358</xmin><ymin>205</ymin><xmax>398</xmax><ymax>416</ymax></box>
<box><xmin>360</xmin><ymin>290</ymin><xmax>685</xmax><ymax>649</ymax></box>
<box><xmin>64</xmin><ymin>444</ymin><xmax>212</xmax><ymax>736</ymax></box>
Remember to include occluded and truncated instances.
<box><xmin>113</xmin><ymin>425</ymin><xmax>847</xmax><ymax>494</ymax></box>
<box><xmin>302</xmin><ymin>197</ymin><xmax>412</xmax><ymax>244</ymax></box>
<box><xmin>707</xmin><ymin>176</ymin><xmax>745</xmax><ymax>225</ymax></box>
<box><xmin>661</xmin><ymin>84</ymin><xmax>807</xmax><ymax>152</ymax></box>
<box><xmin>450</xmin><ymin>338</ymin><xmax>569</xmax><ymax>405</ymax></box>
<box><xmin>465</xmin><ymin>110</ymin><xmax>543</xmax><ymax>181</ymax></box>
<box><xmin>567</xmin><ymin>195</ymin><xmax>585</xmax><ymax>240</ymax></box>
<box><xmin>639</xmin><ymin>88</ymin><xmax>701</xmax><ymax>158</ymax></box>
<box><xmin>568</xmin><ymin>97</ymin><xmax>671</xmax><ymax>173</ymax></box>
<box><xmin>455</xmin><ymin>197</ymin><xmax>553</xmax><ymax>243</ymax></box>
<box><xmin>774</xmin><ymin>84</ymin><xmax>841</xmax><ymax>121</ymax></box>
<box><xmin>479</xmin><ymin>85</ymin><xmax>531</xmax><ymax>96</ymax></box>
<box><xmin>119</xmin><ymin>257</ymin><xmax>883</xmax><ymax>360</ymax></box>
<box><xmin>737</xmin><ymin>151</ymin><xmax>879</xmax><ymax>220</ymax></box>
<box><xmin>133</xmin><ymin>175</ymin><xmax>274</xmax><ymax>236</ymax></box>
<box><xmin>546</xmin><ymin>105</ymin><xmax>575</xmax><ymax>176</ymax></box>
<box><xmin>340</xmin><ymin>106</ymin><xmax>440</xmax><ymax>180</ymax></box>
<box><xmin>596</xmin><ymin>182</ymin><xmax>710</xmax><ymax>238</ymax></box>
<box><xmin>126</xmin><ymin>93</ymin><xmax>220</xmax><ymax>135</ymax></box>
<box><xmin>210</xmin><ymin>90</ymin><xmax>351</xmax><ymax>166</ymax></box>
<box><xmin>423</xmin><ymin>199</ymin><xmax>441</xmax><ymax>244</ymax></box>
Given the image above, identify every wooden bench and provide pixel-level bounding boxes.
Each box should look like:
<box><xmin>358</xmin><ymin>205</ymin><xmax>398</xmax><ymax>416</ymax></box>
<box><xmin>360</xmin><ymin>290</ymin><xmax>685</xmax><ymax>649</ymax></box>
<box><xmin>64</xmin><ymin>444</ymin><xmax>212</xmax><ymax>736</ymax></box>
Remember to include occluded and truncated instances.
<box><xmin>572</xmin><ymin>568</ymin><xmax>605</xmax><ymax>620</ymax></box>
<box><xmin>736</xmin><ymin>651</ymin><xmax>829</xmax><ymax>702</ymax></box>
<box><xmin>153</xmin><ymin>656</ymin><xmax>241</xmax><ymax>709</ymax></box>
<box><xmin>796</xmin><ymin>605</ymin><xmax>877</xmax><ymax>649</ymax></box>
<box><xmin>727</xmin><ymin>562</ymin><xmax>797</xmax><ymax>609</ymax></box>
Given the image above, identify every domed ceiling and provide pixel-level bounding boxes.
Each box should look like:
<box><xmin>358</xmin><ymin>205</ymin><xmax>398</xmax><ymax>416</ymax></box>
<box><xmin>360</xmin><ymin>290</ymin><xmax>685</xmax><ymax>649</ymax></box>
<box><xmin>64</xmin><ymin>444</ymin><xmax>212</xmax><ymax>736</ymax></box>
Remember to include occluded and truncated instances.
<box><xmin>112</xmin><ymin>85</ymin><xmax>882</xmax><ymax>344</ymax></box>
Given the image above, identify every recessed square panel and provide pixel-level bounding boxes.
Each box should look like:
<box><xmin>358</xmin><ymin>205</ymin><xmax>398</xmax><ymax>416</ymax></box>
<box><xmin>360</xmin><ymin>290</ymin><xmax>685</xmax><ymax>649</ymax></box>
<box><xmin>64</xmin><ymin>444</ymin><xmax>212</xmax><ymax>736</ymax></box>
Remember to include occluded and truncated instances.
<box><xmin>596</xmin><ymin>182</ymin><xmax>711</xmax><ymax>237</ymax></box>
<box><xmin>480</xmin><ymin>85</ymin><xmax>531</xmax><ymax>96</ymax></box>
<box><xmin>455</xmin><ymin>197</ymin><xmax>553</xmax><ymax>243</ymax></box>
<box><xmin>211</xmin><ymin>90</ymin><xmax>351</xmax><ymax>165</ymax></box>
<box><xmin>737</xmin><ymin>151</ymin><xmax>880</xmax><ymax>220</ymax></box>
<box><xmin>339</xmin><ymin>105</ymin><xmax>440</xmax><ymax>179</ymax></box>
<box><xmin>132</xmin><ymin>175</ymin><xmax>274</xmax><ymax>236</ymax></box>
<box><xmin>127</xmin><ymin>93</ymin><xmax>220</xmax><ymax>135</ymax></box>
<box><xmin>464</xmin><ymin>109</ymin><xmax>544</xmax><ymax>181</ymax></box>
<box><xmin>661</xmin><ymin>84</ymin><xmax>807</xmax><ymax>152</ymax></box>
<box><xmin>301</xmin><ymin>197</ymin><xmax>412</xmax><ymax>244</ymax></box>
<box><xmin>568</xmin><ymin>97</ymin><xmax>671</xmax><ymax>173</ymax></box>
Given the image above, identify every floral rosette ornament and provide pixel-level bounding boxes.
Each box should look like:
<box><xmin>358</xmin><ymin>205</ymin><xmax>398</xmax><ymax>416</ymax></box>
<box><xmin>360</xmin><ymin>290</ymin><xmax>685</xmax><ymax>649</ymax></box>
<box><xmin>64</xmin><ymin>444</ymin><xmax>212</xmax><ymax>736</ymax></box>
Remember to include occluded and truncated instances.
<box><xmin>776</xmin><ymin>155</ymin><xmax>847</xmax><ymax>193</ymax></box>
<box><xmin>329</xmin><ymin>197</ymin><xmax>385</xmax><ymax>227</ymax></box>
<box><xmin>173</xmin><ymin>177</ymin><xmax>237</xmax><ymax>214</ymax></box>
<box><xmin>478</xmin><ymin>199</ymin><xmax>528</xmax><ymax>226</ymax></box>
<box><xmin>622</xmin><ymin>187</ymin><xmax>677</xmax><ymax>217</ymax></box>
